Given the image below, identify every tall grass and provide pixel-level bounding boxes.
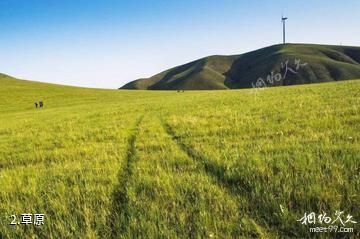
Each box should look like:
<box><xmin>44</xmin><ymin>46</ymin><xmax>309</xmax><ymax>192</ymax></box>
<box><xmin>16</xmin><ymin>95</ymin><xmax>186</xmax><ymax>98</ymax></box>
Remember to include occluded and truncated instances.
<box><xmin>0</xmin><ymin>77</ymin><xmax>359</xmax><ymax>238</ymax></box>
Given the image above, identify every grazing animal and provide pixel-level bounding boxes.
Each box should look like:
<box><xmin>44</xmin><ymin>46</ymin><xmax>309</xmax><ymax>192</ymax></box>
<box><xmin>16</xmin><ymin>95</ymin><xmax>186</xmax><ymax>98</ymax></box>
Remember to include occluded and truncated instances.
<box><xmin>39</xmin><ymin>101</ymin><xmax>44</xmax><ymax>108</ymax></box>
<box><xmin>35</xmin><ymin>102</ymin><xmax>38</xmax><ymax>108</ymax></box>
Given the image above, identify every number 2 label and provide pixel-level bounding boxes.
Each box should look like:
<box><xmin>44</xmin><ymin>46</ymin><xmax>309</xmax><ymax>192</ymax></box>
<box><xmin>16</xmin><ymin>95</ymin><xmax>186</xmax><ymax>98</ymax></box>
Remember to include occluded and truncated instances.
<box><xmin>10</xmin><ymin>215</ymin><xmax>17</xmax><ymax>225</ymax></box>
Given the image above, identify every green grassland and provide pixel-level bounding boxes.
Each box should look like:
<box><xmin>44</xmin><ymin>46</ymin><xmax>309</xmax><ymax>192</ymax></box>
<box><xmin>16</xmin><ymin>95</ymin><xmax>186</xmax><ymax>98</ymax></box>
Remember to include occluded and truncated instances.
<box><xmin>0</xmin><ymin>74</ymin><xmax>359</xmax><ymax>238</ymax></box>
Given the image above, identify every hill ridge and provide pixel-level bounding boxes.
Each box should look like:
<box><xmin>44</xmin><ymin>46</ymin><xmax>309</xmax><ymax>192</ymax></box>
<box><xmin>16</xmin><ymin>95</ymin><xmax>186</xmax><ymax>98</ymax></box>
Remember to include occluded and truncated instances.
<box><xmin>121</xmin><ymin>43</ymin><xmax>360</xmax><ymax>90</ymax></box>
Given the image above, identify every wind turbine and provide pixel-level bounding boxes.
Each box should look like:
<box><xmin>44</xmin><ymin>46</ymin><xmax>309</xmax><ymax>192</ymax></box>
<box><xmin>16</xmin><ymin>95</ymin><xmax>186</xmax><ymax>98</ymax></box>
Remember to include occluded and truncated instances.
<box><xmin>282</xmin><ymin>16</ymin><xmax>288</xmax><ymax>44</ymax></box>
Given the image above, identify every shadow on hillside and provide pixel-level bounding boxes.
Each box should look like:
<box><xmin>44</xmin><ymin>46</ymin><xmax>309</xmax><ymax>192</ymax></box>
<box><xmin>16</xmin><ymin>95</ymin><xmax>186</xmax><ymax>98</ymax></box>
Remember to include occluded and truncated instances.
<box><xmin>224</xmin><ymin>44</ymin><xmax>360</xmax><ymax>89</ymax></box>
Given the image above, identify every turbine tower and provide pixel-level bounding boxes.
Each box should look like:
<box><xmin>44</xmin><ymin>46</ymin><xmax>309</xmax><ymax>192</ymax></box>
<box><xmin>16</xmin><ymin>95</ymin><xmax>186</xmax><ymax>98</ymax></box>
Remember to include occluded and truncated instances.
<box><xmin>282</xmin><ymin>16</ymin><xmax>288</xmax><ymax>44</ymax></box>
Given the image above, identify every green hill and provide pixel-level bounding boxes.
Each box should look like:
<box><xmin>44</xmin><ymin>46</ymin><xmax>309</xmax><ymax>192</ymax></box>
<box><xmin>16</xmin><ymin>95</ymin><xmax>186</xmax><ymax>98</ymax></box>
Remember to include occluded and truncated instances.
<box><xmin>121</xmin><ymin>44</ymin><xmax>360</xmax><ymax>90</ymax></box>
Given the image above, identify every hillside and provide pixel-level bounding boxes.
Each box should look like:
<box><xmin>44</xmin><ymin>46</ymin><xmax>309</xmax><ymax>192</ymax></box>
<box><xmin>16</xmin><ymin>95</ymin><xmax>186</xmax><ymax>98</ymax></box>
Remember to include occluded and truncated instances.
<box><xmin>121</xmin><ymin>44</ymin><xmax>360</xmax><ymax>90</ymax></box>
<box><xmin>1</xmin><ymin>76</ymin><xmax>359</xmax><ymax>238</ymax></box>
<box><xmin>0</xmin><ymin>73</ymin><xmax>112</xmax><ymax>113</ymax></box>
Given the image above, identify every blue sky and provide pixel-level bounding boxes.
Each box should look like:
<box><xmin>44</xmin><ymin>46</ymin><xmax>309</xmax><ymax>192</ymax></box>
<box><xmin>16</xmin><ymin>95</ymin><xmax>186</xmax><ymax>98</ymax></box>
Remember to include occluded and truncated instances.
<box><xmin>0</xmin><ymin>0</ymin><xmax>359</xmax><ymax>88</ymax></box>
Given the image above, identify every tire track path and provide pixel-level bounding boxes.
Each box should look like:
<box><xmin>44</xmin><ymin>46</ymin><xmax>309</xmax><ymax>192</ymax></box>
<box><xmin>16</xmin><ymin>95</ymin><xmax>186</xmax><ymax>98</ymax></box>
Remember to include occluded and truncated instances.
<box><xmin>161</xmin><ymin>119</ymin><xmax>238</xmax><ymax>194</ymax></box>
<box><xmin>161</xmin><ymin>118</ymin><xmax>273</xmax><ymax>238</ymax></box>
<box><xmin>108</xmin><ymin>115</ymin><xmax>144</xmax><ymax>238</ymax></box>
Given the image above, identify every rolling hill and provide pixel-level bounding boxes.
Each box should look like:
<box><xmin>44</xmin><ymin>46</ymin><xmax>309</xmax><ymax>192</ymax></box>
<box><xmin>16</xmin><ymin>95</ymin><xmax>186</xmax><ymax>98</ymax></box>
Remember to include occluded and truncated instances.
<box><xmin>121</xmin><ymin>44</ymin><xmax>360</xmax><ymax>90</ymax></box>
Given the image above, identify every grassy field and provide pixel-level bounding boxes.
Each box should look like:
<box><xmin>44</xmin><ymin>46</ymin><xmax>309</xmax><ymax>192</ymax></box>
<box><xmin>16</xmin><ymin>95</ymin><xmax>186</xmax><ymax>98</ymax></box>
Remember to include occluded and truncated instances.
<box><xmin>0</xmin><ymin>75</ymin><xmax>359</xmax><ymax>238</ymax></box>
